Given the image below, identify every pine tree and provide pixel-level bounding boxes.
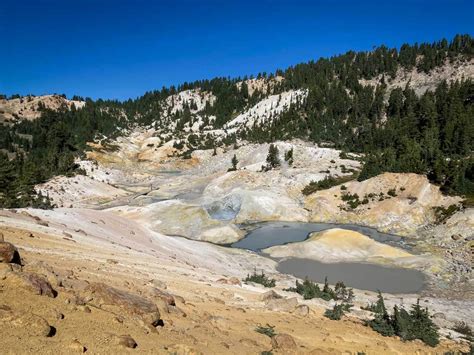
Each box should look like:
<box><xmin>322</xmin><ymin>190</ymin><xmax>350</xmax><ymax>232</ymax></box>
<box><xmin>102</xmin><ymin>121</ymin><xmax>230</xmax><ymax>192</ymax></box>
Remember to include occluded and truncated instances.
<box><xmin>284</xmin><ymin>147</ymin><xmax>294</xmax><ymax>165</ymax></box>
<box><xmin>228</xmin><ymin>154</ymin><xmax>238</xmax><ymax>172</ymax></box>
<box><xmin>266</xmin><ymin>144</ymin><xmax>280</xmax><ymax>169</ymax></box>
<box><xmin>408</xmin><ymin>300</ymin><xmax>439</xmax><ymax>347</ymax></box>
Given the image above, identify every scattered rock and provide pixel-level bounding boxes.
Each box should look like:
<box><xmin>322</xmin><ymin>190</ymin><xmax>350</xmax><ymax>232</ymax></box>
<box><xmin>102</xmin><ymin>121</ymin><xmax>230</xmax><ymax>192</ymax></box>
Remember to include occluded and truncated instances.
<box><xmin>0</xmin><ymin>241</ymin><xmax>20</xmax><ymax>264</ymax></box>
<box><xmin>149</xmin><ymin>287</ymin><xmax>175</xmax><ymax>306</ymax></box>
<box><xmin>216</xmin><ymin>277</ymin><xmax>241</xmax><ymax>286</ymax></box>
<box><xmin>68</xmin><ymin>339</ymin><xmax>86</xmax><ymax>353</ymax></box>
<box><xmin>7</xmin><ymin>272</ymin><xmax>56</xmax><ymax>297</ymax></box>
<box><xmin>0</xmin><ymin>263</ymin><xmax>13</xmax><ymax>279</ymax></box>
<box><xmin>23</xmin><ymin>260</ymin><xmax>62</xmax><ymax>287</ymax></box>
<box><xmin>259</xmin><ymin>290</ymin><xmax>282</xmax><ymax>302</ymax></box>
<box><xmin>221</xmin><ymin>290</ymin><xmax>234</xmax><ymax>298</ymax></box>
<box><xmin>82</xmin><ymin>282</ymin><xmax>161</xmax><ymax>326</ymax></box>
<box><xmin>148</xmin><ymin>279</ymin><xmax>167</xmax><ymax>289</ymax></box>
<box><xmin>451</xmin><ymin>234</ymin><xmax>462</xmax><ymax>241</ymax></box>
<box><xmin>0</xmin><ymin>310</ymin><xmax>52</xmax><ymax>337</ymax></box>
<box><xmin>165</xmin><ymin>344</ymin><xmax>202</xmax><ymax>355</ymax></box>
<box><xmin>239</xmin><ymin>338</ymin><xmax>260</xmax><ymax>347</ymax></box>
<box><xmin>77</xmin><ymin>305</ymin><xmax>91</xmax><ymax>313</ymax></box>
<box><xmin>265</xmin><ymin>297</ymin><xmax>298</xmax><ymax>312</ymax></box>
<box><xmin>433</xmin><ymin>312</ymin><xmax>447</xmax><ymax>320</ymax></box>
<box><xmin>271</xmin><ymin>333</ymin><xmax>297</xmax><ymax>350</ymax></box>
<box><xmin>114</xmin><ymin>334</ymin><xmax>138</xmax><ymax>349</ymax></box>
<box><xmin>293</xmin><ymin>304</ymin><xmax>310</xmax><ymax>316</ymax></box>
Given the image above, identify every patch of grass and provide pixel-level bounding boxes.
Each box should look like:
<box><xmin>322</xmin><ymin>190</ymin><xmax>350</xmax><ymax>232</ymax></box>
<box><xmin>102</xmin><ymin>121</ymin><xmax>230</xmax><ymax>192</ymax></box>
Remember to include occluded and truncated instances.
<box><xmin>244</xmin><ymin>270</ymin><xmax>276</xmax><ymax>288</ymax></box>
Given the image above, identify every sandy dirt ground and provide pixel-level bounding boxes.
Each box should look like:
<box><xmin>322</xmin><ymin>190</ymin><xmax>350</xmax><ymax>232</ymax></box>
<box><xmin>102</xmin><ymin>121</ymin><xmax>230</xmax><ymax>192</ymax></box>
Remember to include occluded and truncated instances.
<box><xmin>0</xmin><ymin>209</ymin><xmax>471</xmax><ymax>354</ymax></box>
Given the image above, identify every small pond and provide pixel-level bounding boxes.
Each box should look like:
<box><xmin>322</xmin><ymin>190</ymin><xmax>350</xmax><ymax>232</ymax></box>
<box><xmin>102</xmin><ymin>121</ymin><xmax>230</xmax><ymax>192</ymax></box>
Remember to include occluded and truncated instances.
<box><xmin>231</xmin><ymin>221</ymin><xmax>406</xmax><ymax>251</ymax></box>
<box><xmin>277</xmin><ymin>258</ymin><xmax>425</xmax><ymax>293</ymax></box>
<box><xmin>231</xmin><ymin>221</ymin><xmax>425</xmax><ymax>293</ymax></box>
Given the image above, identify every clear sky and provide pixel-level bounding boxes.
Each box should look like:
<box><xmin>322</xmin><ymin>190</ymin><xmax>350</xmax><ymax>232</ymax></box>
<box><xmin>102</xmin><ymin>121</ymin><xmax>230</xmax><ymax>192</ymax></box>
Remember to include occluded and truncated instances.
<box><xmin>2</xmin><ymin>0</ymin><xmax>473</xmax><ymax>100</ymax></box>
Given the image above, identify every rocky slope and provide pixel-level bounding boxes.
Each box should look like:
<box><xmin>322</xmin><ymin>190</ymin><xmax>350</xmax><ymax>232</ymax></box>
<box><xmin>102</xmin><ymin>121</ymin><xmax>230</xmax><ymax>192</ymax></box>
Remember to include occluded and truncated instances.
<box><xmin>0</xmin><ymin>95</ymin><xmax>85</xmax><ymax>124</ymax></box>
<box><xmin>304</xmin><ymin>172</ymin><xmax>462</xmax><ymax>236</ymax></box>
<box><xmin>1</xmin><ymin>208</ymin><xmax>472</xmax><ymax>354</ymax></box>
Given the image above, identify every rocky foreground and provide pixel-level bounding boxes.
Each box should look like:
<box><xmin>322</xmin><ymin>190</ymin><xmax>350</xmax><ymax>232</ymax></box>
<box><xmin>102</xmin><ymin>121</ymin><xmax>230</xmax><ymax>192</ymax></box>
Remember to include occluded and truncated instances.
<box><xmin>0</xmin><ymin>209</ymin><xmax>471</xmax><ymax>354</ymax></box>
<box><xmin>1</xmin><ymin>140</ymin><xmax>473</xmax><ymax>353</ymax></box>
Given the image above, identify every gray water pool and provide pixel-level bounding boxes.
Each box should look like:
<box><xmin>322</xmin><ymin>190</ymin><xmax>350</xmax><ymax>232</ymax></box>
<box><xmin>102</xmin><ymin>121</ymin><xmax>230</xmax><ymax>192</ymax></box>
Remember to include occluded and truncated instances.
<box><xmin>277</xmin><ymin>258</ymin><xmax>425</xmax><ymax>293</ymax></box>
<box><xmin>231</xmin><ymin>221</ymin><xmax>405</xmax><ymax>251</ymax></box>
<box><xmin>231</xmin><ymin>221</ymin><xmax>425</xmax><ymax>293</ymax></box>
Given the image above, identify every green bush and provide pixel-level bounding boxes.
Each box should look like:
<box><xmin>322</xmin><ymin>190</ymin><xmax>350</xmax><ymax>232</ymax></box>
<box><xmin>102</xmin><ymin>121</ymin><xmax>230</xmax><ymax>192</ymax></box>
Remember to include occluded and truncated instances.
<box><xmin>365</xmin><ymin>292</ymin><xmax>440</xmax><ymax>347</ymax></box>
<box><xmin>452</xmin><ymin>321</ymin><xmax>473</xmax><ymax>339</ymax></box>
<box><xmin>387</xmin><ymin>188</ymin><xmax>397</xmax><ymax>197</ymax></box>
<box><xmin>302</xmin><ymin>174</ymin><xmax>356</xmax><ymax>196</ymax></box>
<box><xmin>324</xmin><ymin>304</ymin><xmax>345</xmax><ymax>320</ymax></box>
<box><xmin>433</xmin><ymin>204</ymin><xmax>461</xmax><ymax>224</ymax></box>
<box><xmin>244</xmin><ymin>270</ymin><xmax>276</xmax><ymax>288</ymax></box>
<box><xmin>285</xmin><ymin>147</ymin><xmax>294</xmax><ymax>165</ymax></box>
<box><xmin>284</xmin><ymin>277</ymin><xmax>354</xmax><ymax>302</ymax></box>
<box><xmin>255</xmin><ymin>324</ymin><xmax>276</xmax><ymax>338</ymax></box>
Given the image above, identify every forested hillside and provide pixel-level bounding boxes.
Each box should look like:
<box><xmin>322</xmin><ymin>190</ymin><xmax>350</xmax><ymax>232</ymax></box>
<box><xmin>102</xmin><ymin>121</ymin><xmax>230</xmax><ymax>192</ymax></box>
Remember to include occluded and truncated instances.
<box><xmin>1</xmin><ymin>34</ymin><xmax>473</xmax><ymax>207</ymax></box>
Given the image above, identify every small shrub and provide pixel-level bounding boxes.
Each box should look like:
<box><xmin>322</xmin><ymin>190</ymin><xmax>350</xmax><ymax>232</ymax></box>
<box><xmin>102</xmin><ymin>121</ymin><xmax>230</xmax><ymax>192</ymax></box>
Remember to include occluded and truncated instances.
<box><xmin>452</xmin><ymin>321</ymin><xmax>473</xmax><ymax>338</ymax></box>
<box><xmin>284</xmin><ymin>148</ymin><xmax>294</xmax><ymax>165</ymax></box>
<box><xmin>340</xmin><ymin>185</ymin><xmax>347</xmax><ymax>191</ymax></box>
<box><xmin>334</xmin><ymin>281</ymin><xmax>354</xmax><ymax>302</ymax></box>
<box><xmin>433</xmin><ymin>204</ymin><xmax>461</xmax><ymax>224</ymax></box>
<box><xmin>255</xmin><ymin>324</ymin><xmax>276</xmax><ymax>338</ymax></box>
<box><xmin>324</xmin><ymin>304</ymin><xmax>345</xmax><ymax>320</ymax></box>
<box><xmin>244</xmin><ymin>270</ymin><xmax>276</xmax><ymax>288</ymax></box>
<box><xmin>366</xmin><ymin>292</ymin><xmax>440</xmax><ymax>347</ymax></box>
<box><xmin>387</xmin><ymin>188</ymin><xmax>397</xmax><ymax>197</ymax></box>
<box><xmin>228</xmin><ymin>154</ymin><xmax>238</xmax><ymax>172</ymax></box>
<box><xmin>302</xmin><ymin>174</ymin><xmax>357</xmax><ymax>196</ymax></box>
<box><xmin>284</xmin><ymin>277</ymin><xmax>339</xmax><ymax>301</ymax></box>
<box><xmin>339</xmin><ymin>151</ymin><xmax>349</xmax><ymax>159</ymax></box>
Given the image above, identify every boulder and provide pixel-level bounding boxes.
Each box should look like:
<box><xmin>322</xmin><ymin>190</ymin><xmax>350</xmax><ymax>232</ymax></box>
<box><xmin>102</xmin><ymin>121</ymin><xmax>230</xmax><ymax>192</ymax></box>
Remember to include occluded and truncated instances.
<box><xmin>216</xmin><ymin>277</ymin><xmax>241</xmax><ymax>286</ymax></box>
<box><xmin>0</xmin><ymin>241</ymin><xmax>20</xmax><ymax>264</ymax></box>
<box><xmin>165</xmin><ymin>344</ymin><xmax>202</xmax><ymax>355</ymax></box>
<box><xmin>271</xmin><ymin>333</ymin><xmax>297</xmax><ymax>350</ymax></box>
<box><xmin>293</xmin><ymin>304</ymin><xmax>310</xmax><ymax>316</ymax></box>
<box><xmin>0</xmin><ymin>263</ymin><xmax>13</xmax><ymax>279</ymax></box>
<box><xmin>113</xmin><ymin>334</ymin><xmax>138</xmax><ymax>349</ymax></box>
<box><xmin>68</xmin><ymin>339</ymin><xmax>86</xmax><ymax>353</ymax></box>
<box><xmin>148</xmin><ymin>287</ymin><xmax>175</xmax><ymax>306</ymax></box>
<box><xmin>7</xmin><ymin>272</ymin><xmax>56</xmax><ymax>297</ymax></box>
<box><xmin>82</xmin><ymin>282</ymin><xmax>161</xmax><ymax>326</ymax></box>
<box><xmin>23</xmin><ymin>260</ymin><xmax>62</xmax><ymax>287</ymax></box>
<box><xmin>0</xmin><ymin>309</ymin><xmax>52</xmax><ymax>337</ymax></box>
<box><xmin>265</xmin><ymin>297</ymin><xmax>298</xmax><ymax>312</ymax></box>
<box><xmin>259</xmin><ymin>290</ymin><xmax>282</xmax><ymax>302</ymax></box>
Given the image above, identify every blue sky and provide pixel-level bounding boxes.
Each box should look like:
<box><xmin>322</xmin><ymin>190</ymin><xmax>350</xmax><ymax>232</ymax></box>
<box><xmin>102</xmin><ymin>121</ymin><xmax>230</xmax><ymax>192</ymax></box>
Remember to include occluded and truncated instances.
<box><xmin>2</xmin><ymin>0</ymin><xmax>473</xmax><ymax>100</ymax></box>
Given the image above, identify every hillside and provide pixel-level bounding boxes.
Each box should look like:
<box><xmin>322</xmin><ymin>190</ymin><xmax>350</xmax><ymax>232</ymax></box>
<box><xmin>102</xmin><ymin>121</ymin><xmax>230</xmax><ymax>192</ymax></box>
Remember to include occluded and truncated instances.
<box><xmin>1</xmin><ymin>34</ymin><xmax>473</xmax><ymax>353</ymax></box>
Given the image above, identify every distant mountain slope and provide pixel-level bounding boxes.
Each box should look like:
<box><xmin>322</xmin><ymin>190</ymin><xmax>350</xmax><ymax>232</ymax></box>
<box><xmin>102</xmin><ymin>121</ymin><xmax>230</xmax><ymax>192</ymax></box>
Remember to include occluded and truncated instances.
<box><xmin>0</xmin><ymin>94</ymin><xmax>84</xmax><ymax>124</ymax></box>
<box><xmin>0</xmin><ymin>34</ymin><xmax>473</xmax><ymax>208</ymax></box>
